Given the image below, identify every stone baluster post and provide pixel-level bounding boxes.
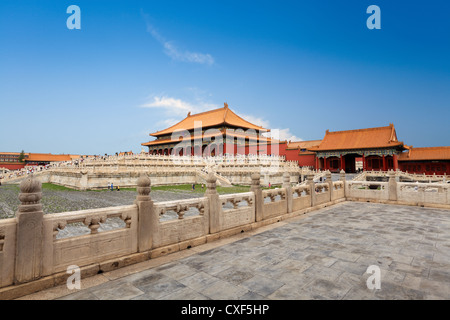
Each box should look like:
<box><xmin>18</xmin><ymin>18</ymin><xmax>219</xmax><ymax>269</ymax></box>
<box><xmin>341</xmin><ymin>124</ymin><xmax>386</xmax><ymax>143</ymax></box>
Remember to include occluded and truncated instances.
<box><xmin>388</xmin><ymin>170</ymin><xmax>397</xmax><ymax>201</ymax></box>
<box><xmin>80</xmin><ymin>170</ymin><xmax>88</xmax><ymax>191</ymax></box>
<box><xmin>282</xmin><ymin>171</ymin><xmax>293</xmax><ymax>213</ymax></box>
<box><xmin>326</xmin><ymin>171</ymin><xmax>333</xmax><ymax>201</ymax></box>
<box><xmin>340</xmin><ymin>169</ymin><xmax>346</xmax><ymax>198</ymax></box>
<box><xmin>251</xmin><ymin>172</ymin><xmax>263</xmax><ymax>222</ymax></box>
<box><xmin>14</xmin><ymin>175</ymin><xmax>44</xmax><ymax>284</ymax></box>
<box><xmin>135</xmin><ymin>175</ymin><xmax>156</xmax><ymax>251</ymax></box>
<box><xmin>205</xmin><ymin>172</ymin><xmax>222</xmax><ymax>234</ymax></box>
<box><xmin>306</xmin><ymin>173</ymin><xmax>316</xmax><ymax>207</ymax></box>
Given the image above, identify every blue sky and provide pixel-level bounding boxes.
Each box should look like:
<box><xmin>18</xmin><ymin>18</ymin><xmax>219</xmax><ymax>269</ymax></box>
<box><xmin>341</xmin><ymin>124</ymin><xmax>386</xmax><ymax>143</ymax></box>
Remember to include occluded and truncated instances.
<box><xmin>0</xmin><ymin>0</ymin><xmax>449</xmax><ymax>155</ymax></box>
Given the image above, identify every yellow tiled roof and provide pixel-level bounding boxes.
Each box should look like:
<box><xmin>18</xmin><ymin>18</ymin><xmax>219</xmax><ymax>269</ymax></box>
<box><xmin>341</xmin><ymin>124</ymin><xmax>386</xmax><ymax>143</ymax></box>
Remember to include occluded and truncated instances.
<box><xmin>399</xmin><ymin>146</ymin><xmax>450</xmax><ymax>161</ymax></box>
<box><xmin>26</xmin><ymin>153</ymin><xmax>72</xmax><ymax>162</ymax></box>
<box><xmin>150</xmin><ymin>104</ymin><xmax>269</xmax><ymax>137</ymax></box>
<box><xmin>308</xmin><ymin>124</ymin><xmax>404</xmax><ymax>151</ymax></box>
<box><xmin>142</xmin><ymin>129</ymin><xmax>281</xmax><ymax>146</ymax></box>
<box><xmin>286</xmin><ymin>140</ymin><xmax>322</xmax><ymax>150</ymax></box>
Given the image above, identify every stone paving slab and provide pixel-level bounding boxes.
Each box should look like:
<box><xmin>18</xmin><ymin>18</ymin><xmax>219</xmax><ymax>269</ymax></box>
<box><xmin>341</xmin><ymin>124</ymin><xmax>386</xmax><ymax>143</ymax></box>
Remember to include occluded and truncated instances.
<box><xmin>22</xmin><ymin>201</ymin><xmax>450</xmax><ymax>300</ymax></box>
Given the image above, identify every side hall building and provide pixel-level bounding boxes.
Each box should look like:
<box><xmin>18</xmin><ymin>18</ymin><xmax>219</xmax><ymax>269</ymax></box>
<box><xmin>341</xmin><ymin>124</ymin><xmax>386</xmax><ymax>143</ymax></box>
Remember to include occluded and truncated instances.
<box><xmin>0</xmin><ymin>152</ymin><xmax>76</xmax><ymax>170</ymax></box>
<box><xmin>307</xmin><ymin>124</ymin><xmax>406</xmax><ymax>173</ymax></box>
<box><xmin>398</xmin><ymin>146</ymin><xmax>450</xmax><ymax>175</ymax></box>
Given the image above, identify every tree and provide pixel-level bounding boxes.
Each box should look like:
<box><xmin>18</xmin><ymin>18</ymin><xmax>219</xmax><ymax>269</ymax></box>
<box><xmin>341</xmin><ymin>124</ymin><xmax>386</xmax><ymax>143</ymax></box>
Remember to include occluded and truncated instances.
<box><xmin>18</xmin><ymin>150</ymin><xmax>25</xmax><ymax>163</ymax></box>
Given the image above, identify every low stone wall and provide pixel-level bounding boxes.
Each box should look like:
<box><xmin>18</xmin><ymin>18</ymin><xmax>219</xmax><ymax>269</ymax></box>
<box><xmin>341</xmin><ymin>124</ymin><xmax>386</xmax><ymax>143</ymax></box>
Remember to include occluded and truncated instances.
<box><xmin>1</xmin><ymin>169</ymin><xmax>448</xmax><ymax>299</ymax></box>
<box><xmin>0</xmin><ymin>171</ymin><xmax>341</xmax><ymax>299</ymax></box>
<box><xmin>219</xmin><ymin>192</ymin><xmax>255</xmax><ymax>231</ymax></box>
<box><xmin>346</xmin><ymin>170</ymin><xmax>450</xmax><ymax>208</ymax></box>
<box><xmin>292</xmin><ymin>185</ymin><xmax>311</xmax><ymax>212</ymax></box>
<box><xmin>5</xmin><ymin>166</ymin><xmax>301</xmax><ymax>189</ymax></box>
<box><xmin>397</xmin><ymin>182</ymin><xmax>449</xmax><ymax>206</ymax></box>
<box><xmin>262</xmin><ymin>188</ymin><xmax>287</xmax><ymax>219</ymax></box>
<box><xmin>346</xmin><ymin>181</ymin><xmax>389</xmax><ymax>201</ymax></box>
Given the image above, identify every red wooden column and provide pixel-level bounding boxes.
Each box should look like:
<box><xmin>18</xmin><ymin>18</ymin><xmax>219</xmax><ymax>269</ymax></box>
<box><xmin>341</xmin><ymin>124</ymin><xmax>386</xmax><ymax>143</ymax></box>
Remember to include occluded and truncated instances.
<box><xmin>362</xmin><ymin>154</ymin><xmax>366</xmax><ymax>171</ymax></box>
<box><xmin>323</xmin><ymin>157</ymin><xmax>327</xmax><ymax>170</ymax></box>
<box><xmin>382</xmin><ymin>155</ymin><xmax>386</xmax><ymax>171</ymax></box>
<box><xmin>340</xmin><ymin>155</ymin><xmax>344</xmax><ymax>171</ymax></box>
<box><xmin>393</xmin><ymin>154</ymin><xmax>399</xmax><ymax>171</ymax></box>
<box><xmin>315</xmin><ymin>156</ymin><xmax>319</xmax><ymax>170</ymax></box>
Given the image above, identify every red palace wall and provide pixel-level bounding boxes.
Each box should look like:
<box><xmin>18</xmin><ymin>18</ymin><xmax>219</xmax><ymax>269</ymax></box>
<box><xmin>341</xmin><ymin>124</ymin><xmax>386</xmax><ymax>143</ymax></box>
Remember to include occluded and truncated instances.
<box><xmin>0</xmin><ymin>163</ymin><xmax>26</xmax><ymax>170</ymax></box>
<box><xmin>297</xmin><ymin>154</ymin><xmax>316</xmax><ymax>168</ymax></box>
<box><xmin>283</xmin><ymin>149</ymin><xmax>300</xmax><ymax>162</ymax></box>
<box><xmin>283</xmin><ymin>149</ymin><xmax>316</xmax><ymax>168</ymax></box>
<box><xmin>399</xmin><ymin>161</ymin><xmax>450</xmax><ymax>175</ymax></box>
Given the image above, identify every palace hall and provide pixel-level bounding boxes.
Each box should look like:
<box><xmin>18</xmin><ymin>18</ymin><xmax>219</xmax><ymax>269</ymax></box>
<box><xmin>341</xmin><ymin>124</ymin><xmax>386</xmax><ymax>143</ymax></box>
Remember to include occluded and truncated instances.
<box><xmin>140</xmin><ymin>105</ymin><xmax>449</xmax><ymax>175</ymax></box>
<box><xmin>141</xmin><ymin>103</ymin><xmax>287</xmax><ymax>157</ymax></box>
<box><xmin>307</xmin><ymin>124</ymin><xmax>405</xmax><ymax>173</ymax></box>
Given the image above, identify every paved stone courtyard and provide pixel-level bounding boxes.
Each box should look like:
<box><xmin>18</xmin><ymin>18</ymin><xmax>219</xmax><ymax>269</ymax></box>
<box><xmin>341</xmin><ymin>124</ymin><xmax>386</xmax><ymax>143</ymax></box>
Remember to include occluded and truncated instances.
<box><xmin>25</xmin><ymin>201</ymin><xmax>450</xmax><ymax>300</ymax></box>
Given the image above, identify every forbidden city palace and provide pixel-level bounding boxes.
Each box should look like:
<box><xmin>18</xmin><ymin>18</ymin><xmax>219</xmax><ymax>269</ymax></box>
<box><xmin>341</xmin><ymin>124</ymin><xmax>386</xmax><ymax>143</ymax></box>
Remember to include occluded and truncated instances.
<box><xmin>141</xmin><ymin>103</ymin><xmax>287</xmax><ymax>157</ymax></box>
<box><xmin>141</xmin><ymin>104</ymin><xmax>449</xmax><ymax>175</ymax></box>
<box><xmin>2</xmin><ymin>106</ymin><xmax>447</xmax><ymax>176</ymax></box>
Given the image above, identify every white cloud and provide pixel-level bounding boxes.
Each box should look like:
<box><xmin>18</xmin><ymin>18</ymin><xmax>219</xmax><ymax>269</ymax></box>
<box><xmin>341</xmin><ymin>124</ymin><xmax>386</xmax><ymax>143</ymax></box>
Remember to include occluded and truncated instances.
<box><xmin>265</xmin><ymin>128</ymin><xmax>303</xmax><ymax>142</ymax></box>
<box><xmin>140</xmin><ymin>95</ymin><xmax>219</xmax><ymax>115</ymax></box>
<box><xmin>236</xmin><ymin>113</ymin><xmax>271</xmax><ymax>129</ymax></box>
<box><xmin>140</xmin><ymin>96</ymin><xmax>198</xmax><ymax>116</ymax></box>
<box><xmin>237</xmin><ymin>111</ymin><xmax>302</xmax><ymax>142</ymax></box>
<box><xmin>143</xmin><ymin>15</ymin><xmax>214</xmax><ymax>65</ymax></box>
<box><xmin>163</xmin><ymin>41</ymin><xmax>214</xmax><ymax>65</ymax></box>
<box><xmin>156</xmin><ymin>118</ymin><xmax>183</xmax><ymax>128</ymax></box>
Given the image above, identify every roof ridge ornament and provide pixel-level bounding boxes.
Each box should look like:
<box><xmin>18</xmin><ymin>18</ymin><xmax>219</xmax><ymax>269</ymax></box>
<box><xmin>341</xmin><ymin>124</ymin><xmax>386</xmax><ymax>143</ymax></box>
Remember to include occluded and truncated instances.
<box><xmin>223</xmin><ymin>102</ymin><xmax>229</xmax><ymax>121</ymax></box>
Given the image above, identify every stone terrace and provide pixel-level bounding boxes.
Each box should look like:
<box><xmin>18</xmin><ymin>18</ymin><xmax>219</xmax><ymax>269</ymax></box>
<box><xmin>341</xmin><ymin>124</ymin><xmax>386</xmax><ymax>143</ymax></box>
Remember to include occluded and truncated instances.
<box><xmin>22</xmin><ymin>202</ymin><xmax>450</xmax><ymax>300</ymax></box>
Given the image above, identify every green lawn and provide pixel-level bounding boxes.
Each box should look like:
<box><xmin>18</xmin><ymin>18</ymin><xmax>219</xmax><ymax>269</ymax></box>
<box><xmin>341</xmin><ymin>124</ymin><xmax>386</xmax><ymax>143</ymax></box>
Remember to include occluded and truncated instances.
<box><xmin>152</xmin><ymin>184</ymin><xmax>251</xmax><ymax>194</ymax></box>
<box><xmin>42</xmin><ymin>183</ymin><xmax>77</xmax><ymax>191</ymax></box>
<box><xmin>39</xmin><ymin>183</ymin><xmax>281</xmax><ymax>194</ymax></box>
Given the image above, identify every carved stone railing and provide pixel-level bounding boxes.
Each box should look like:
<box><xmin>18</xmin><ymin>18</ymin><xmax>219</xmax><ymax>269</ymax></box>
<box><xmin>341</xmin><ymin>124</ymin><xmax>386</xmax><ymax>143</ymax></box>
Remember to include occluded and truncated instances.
<box><xmin>219</xmin><ymin>192</ymin><xmax>255</xmax><ymax>231</ymax></box>
<box><xmin>314</xmin><ymin>182</ymin><xmax>330</xmax><ymax>205</ymax></box>
<box><xmin>47</xmin><ymin>205</ymin><xmax>137</xmax><ymax>238</ymax></box>
<box><xmin>154</xmin><ymin>198</ymin><xmax>207</xmax><ymax>220</ymax></box>
<box><xmin>262</xmin><ymin>188</ymin><xmax>287</xmax><ymax>219</ymax></box>
<box><xmin>263</xmin><ymin>188</ymin><xmax>286</xmax><ymax>203</ymax></box>
<box><xmin>314</xmin><ymin>182</ymin><xmax>329</xmax><ymax>193</ymax></box>
<box><xmin>0</xmin><ymin>171</ymin><xmax>351</xmax><ymax>299</ymax></box>
<box><xmin>292</xmin><ymin>185</ymin><xmax>311</xmax><ymax>212</ymax></box>
<box><xmin>399</xmin><ymin>171</ymin><xmax>447</xmax><ymax>183</ymax></box>
<box><xmin>220</xmin><ymin>192</ymin><xmax>254</xmax><ymax>210</ymax></box>
<box><xmin>352</xmin><ymin>171</ymin><xmax>367</xmax><ymax>181</ymax></box>
<box><xmin>43</xmin><ymin>205</ymin><xmax>139</xmax><ymax>274</ymax></box>
<box><xmin>292</xmin><ymin>185</ymin><xmax>311</xmax><ymax>198</ymax></box>
<box><xmin>352</xmin><ymin>170</ymin><xmax>447</xmax><ymax>183</ymax></box>
<box><xmin>346</xmin><ymin>181</ymin><xmax>389</xmax><ymax>201</ymax></box>
<box><xmin>0</xmin><ymin>217</ymin><xmax>16</xmax><ymax>287</ymax></box>
<box><xmin>397</xmin><ymin>182</ymin><xmax>449</xmax><ymax>205</ymax></box>
<box><xmin>153</xmin><ymin>197</ymin><xmax>209</xmax><ymax>248</ymax></box>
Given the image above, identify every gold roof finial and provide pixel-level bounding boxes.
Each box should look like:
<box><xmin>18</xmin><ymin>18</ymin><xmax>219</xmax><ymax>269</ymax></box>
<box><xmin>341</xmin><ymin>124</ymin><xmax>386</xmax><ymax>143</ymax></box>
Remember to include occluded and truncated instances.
<box><xmin>224</xmin><ymin>102</ymin><xmax>228</xmax><ymax>108</ymax></box>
